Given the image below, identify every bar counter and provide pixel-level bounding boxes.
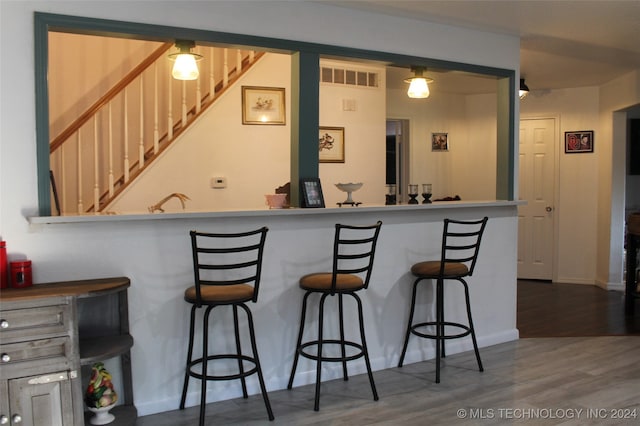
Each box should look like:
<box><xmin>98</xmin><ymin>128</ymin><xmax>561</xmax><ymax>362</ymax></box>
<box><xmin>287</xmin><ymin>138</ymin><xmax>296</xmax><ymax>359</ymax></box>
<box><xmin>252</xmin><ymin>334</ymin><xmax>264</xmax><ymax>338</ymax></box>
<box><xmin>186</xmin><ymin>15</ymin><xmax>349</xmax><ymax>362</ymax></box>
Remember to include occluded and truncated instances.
<box><xmin>26</xmin><ymin>200</ymin><xmax>521</xmax><ymax>416</ymax></box>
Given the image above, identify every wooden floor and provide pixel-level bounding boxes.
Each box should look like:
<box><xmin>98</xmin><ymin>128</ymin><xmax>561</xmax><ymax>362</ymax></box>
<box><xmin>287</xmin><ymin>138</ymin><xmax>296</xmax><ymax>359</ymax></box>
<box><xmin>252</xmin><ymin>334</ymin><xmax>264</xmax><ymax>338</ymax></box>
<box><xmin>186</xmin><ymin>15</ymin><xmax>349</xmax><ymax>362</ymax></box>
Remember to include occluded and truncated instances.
<box><xmin>517</xmin><ymin>280</ymin><xmax>640</xmax><ymax>337</ymax></box>
<box><xmin>136</xmin><ymin>282</ymin><xmax>640</xmax><ymax>425</ymax></box>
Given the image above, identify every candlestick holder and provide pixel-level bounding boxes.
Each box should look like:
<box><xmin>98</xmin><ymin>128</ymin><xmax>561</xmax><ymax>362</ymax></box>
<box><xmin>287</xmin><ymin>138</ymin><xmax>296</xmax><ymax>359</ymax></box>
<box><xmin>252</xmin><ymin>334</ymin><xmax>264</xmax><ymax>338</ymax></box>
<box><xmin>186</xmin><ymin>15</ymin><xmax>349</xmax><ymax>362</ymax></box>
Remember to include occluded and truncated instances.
<box><xmin>385</xmin><ymin>184</ymin><xmax>397</xmax><ymax>205</ymax></box>
<box><xmin>422</xmin><ymin>183</ymin><xmax>432</xmax><ymax>204</ymax></box>
<box><xmin>408</xmin><ymin>184</ymin><xmax>419</xmax><ymax>204</ymax></box>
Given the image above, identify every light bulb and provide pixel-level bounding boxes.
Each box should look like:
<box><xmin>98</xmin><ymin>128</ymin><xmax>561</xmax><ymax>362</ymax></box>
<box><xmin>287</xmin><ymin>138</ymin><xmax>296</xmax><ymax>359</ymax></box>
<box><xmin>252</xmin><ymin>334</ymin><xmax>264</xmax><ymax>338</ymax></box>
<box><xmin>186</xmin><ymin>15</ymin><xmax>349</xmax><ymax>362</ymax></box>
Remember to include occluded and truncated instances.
<box><xmin>407</xmin><ymin>78</ymin><xmax>430</xmax><ymax>98</ymax></box>
<box><xmin>172</xmin><ymin>54</ymin><xmax>199</xmax><ymax>80</ymax></box>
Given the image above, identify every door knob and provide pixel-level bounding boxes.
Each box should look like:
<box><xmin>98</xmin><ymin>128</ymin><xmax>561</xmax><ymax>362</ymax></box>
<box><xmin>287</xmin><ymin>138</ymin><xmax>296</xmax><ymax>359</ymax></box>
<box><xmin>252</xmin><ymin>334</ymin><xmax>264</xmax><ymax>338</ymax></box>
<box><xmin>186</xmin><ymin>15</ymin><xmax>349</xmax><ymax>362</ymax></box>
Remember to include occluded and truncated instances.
<box><xmin>545</xmin><ymin>206</ymin><xmax>553</xmax><ymax>212</ymax></box>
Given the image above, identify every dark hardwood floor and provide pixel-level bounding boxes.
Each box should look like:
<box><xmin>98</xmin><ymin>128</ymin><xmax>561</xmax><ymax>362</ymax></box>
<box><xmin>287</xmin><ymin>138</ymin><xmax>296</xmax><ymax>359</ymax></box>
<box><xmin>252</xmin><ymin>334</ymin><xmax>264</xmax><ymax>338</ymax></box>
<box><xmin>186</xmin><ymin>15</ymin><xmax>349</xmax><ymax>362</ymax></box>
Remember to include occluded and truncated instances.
<box><xmin>517</xmin><ymin>280</ymin><xmax>640</xmax><ymax>337</ymax></box>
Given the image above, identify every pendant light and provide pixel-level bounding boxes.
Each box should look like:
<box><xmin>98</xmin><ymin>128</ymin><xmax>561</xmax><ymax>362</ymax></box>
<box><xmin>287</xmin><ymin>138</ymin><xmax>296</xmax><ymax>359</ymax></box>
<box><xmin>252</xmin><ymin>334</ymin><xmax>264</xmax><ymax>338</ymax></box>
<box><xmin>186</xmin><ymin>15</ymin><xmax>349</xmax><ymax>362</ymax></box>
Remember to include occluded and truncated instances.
<box><xmin>519</xmin><ymin>78</ymin><xmax>530</xmax><ymax>99</ymax></box>
<box><xmin>168</xmin><ymin>40</ymin><xmax>203</xmax><ymax>80</ymax></box>
<box><xmin>404</xmin><ymin>66</ymin><xmax>434</xmax><ymax>99</ymax></box>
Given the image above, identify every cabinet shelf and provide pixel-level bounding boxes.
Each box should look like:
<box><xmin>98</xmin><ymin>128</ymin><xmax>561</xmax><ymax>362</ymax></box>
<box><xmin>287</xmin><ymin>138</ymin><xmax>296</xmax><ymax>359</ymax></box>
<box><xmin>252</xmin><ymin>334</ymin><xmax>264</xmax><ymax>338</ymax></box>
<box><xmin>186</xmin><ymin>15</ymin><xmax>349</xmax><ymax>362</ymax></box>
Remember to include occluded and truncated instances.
<box><xmin>80</xmin><ymin>334</ymin><xmax>134</xmax><ymax>365</ymax></box>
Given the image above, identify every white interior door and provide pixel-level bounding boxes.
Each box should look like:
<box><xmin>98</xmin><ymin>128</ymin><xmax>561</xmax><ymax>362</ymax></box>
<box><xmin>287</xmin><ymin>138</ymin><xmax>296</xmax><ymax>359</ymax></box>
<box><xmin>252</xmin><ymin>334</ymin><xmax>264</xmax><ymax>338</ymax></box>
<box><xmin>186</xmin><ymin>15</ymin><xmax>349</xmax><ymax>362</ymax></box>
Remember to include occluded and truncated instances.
<box><xmin>518</xmin><ymin>118</ymin><xmax>556</xmax><ymax>279</ymax></box>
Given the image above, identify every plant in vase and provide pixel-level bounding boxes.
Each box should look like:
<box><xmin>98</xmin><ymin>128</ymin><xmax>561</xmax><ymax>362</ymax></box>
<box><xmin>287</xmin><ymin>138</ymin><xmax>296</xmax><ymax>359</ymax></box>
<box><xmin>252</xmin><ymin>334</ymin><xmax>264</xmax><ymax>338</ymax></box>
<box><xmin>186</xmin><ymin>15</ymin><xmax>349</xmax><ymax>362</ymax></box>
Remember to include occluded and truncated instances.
<box><xmin>85</xmin><ymin>362</ymin><xmax>118</xmax><ymax>425</ymax></box>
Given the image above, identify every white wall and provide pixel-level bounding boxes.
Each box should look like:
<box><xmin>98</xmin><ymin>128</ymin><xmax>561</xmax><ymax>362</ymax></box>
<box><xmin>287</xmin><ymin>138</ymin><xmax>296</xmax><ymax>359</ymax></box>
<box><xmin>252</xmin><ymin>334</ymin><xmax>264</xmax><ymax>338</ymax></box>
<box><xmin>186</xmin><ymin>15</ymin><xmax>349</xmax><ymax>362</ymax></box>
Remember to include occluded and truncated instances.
<box><xmin>319</xmin><ymin>60</ymin><xmax>387</xmax><ymax>207</ymax></box>
<box><xmin>386</xmin><ymin>89</ymin><xmax>497</xmax><ymax>201</ymax></box>
<box><xmin>597</xmin><ymin>70</ymin><xmax>640</xmax><ymax>288</ymax></box>
<box><xmin>0</xmin><ymin>0</ymin><xmax>521</xmax><ymax>417</ymax></box>
<box><xmin>520</xmin><ymin>87</ymin><xmax>600</xmax><ymax>285</ymax></box>
<box><xmin>109</xmin><ymin>53</ymin><xmax>293</xmax><ymax>213</ymax></box>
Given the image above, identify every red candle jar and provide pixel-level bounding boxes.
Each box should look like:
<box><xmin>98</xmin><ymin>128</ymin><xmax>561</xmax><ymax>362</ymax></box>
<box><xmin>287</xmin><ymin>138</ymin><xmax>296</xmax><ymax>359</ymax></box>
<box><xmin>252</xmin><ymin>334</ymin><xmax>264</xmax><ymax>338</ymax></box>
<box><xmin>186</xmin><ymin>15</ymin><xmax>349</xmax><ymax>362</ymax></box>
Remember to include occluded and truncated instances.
<box><xmin>10</xmin><ymin>260</ymin><xmax>32</xmax><ymax>289</ymax></box>
<box><xmin>0</xmin><ymin>241</ymin><xmax>7</xmax><ymax>289</ymax></box>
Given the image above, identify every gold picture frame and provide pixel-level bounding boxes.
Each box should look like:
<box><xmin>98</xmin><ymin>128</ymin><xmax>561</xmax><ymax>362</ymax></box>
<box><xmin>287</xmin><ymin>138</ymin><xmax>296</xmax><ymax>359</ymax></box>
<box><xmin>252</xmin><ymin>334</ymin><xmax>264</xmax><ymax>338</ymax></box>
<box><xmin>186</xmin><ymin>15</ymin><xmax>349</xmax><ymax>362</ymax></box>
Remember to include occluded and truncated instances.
<box><xmin>319</xmin><ymin>126</ymin><xmax>345</xmax><ymax>163</ymax></box>
<box><xmin>242</xmin><ymin>86</ymin><xmax>286</xmax><ymax>125</ymax></box>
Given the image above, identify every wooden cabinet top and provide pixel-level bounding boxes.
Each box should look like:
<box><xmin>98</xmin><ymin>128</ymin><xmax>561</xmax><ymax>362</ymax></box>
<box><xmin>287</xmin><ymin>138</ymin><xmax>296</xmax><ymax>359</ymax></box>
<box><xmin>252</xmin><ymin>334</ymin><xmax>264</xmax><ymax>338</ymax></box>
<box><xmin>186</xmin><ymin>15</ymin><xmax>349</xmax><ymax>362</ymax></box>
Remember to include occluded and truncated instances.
<box><xmin>0</xmin><ymin>277</ymin><xmax>130</xmax><ymax>302</ymax></box>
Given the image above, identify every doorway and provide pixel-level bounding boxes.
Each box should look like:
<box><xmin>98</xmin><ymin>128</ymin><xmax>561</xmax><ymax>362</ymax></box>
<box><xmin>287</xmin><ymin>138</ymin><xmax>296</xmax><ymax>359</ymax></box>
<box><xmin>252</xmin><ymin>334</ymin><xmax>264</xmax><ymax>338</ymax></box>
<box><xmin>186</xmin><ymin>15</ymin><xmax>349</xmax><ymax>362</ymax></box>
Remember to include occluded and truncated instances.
<box><xmin>518</xmin><ymin>118</ymin><xmax>557</xmax><ymax>280</ymax></box>
<box><xmin>386</xmin><ymin>119</ymin><xmax>410</xmax><ymax>203</ymax></box>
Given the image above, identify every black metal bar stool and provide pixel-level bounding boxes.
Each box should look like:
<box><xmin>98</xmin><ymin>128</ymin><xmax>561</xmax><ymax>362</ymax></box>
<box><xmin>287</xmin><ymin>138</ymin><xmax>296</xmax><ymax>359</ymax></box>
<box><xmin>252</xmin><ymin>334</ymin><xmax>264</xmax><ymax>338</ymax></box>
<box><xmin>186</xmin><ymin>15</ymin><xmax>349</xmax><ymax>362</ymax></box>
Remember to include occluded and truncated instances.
<box><xmin>179</xmin><ymin>228</ymin><xmax>274</xmax><ymax>425</ymax></box>
<box><xmin>398</xmin><ymin>217</ymin><xmax>488</xmax><ymax>383</ymax></box>
<box><xmin>287</xmin><ymin>221</ymin><xmax>382</xmax><ymax>411</ymax></box>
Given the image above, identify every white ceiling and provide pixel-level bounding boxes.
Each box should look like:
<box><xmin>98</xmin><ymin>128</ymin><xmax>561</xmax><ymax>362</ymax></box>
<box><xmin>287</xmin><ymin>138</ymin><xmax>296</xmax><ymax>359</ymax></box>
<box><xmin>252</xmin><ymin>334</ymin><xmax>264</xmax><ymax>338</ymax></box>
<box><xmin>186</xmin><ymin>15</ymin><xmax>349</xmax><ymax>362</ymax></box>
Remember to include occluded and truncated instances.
<box><xmin>322</xmin><ymin>0</ymin><xmax>640</xmax><ymax>93</ymax></box>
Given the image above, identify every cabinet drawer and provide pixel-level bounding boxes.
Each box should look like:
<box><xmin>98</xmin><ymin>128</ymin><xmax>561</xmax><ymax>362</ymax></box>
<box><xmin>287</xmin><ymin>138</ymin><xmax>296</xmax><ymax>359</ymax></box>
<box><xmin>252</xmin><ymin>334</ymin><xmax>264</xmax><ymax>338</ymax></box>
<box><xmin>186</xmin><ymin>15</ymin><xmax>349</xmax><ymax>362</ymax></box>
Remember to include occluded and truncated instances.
<box><xmin>0</xmin><ymin>337</ymin><xmax>72</xmax><ymax>378</ymax></box>
<box><xmin>0</xmin><ymin>304</ymin><xmax>71</xmax><ymax>343</ymax></box>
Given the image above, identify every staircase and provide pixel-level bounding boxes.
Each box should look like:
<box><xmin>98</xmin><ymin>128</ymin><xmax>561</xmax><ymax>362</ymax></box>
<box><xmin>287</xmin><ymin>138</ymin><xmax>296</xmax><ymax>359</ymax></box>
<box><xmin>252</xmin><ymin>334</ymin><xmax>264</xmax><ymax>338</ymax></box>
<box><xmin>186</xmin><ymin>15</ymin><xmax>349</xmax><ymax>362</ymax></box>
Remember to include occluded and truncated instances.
<box><xmin>49</xmin><ymin>44</ymin><xmax>264</xmax><ymax>215</ymax></box>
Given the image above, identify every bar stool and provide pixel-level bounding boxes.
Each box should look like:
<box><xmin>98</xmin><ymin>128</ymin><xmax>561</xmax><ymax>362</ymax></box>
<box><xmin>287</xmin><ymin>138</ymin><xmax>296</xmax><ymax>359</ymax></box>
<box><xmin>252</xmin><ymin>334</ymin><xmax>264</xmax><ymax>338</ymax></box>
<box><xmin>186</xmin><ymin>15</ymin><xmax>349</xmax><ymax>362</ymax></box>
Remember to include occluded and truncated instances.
<box><xmin>287</xmin><ymin>221</ymin><xmax>382</xmax><ymax>411</ymax></box>
<box><xmin>179</xmin><ymin>228</ymin><xmax>274</xmax><ymax>425</ymax></box>
<box><xmin>398</xmin><ymin>217</ymin><xmax>488</xmax><ymax>383</ymax></box>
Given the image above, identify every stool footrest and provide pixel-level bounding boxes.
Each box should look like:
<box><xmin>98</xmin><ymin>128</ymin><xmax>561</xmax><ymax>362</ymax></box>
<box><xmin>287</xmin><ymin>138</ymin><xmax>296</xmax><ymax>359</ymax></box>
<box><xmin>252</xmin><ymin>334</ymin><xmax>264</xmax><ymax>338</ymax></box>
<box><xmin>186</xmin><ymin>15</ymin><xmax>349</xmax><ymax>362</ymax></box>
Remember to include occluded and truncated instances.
<box><xmin>410</xmin><ymin>321</ymin><xmax>472</xmax><ymax>340</ymax></box>
<box><xmin>187</xmin><ymin>354</ymin><xmax>259</xmax><ymax>381</ymax></box>
<box><xmin>298</xmin><ymin>339</ymin><xmax>364</xmax><ymax>363</ymax></box>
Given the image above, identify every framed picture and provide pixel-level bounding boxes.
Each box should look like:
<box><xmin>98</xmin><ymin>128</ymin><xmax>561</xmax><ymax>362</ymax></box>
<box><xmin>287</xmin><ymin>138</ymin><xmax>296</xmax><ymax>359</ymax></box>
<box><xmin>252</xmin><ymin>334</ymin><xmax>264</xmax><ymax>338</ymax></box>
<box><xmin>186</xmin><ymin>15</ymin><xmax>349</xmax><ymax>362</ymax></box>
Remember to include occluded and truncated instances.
<box><xmin>319</xmin><ymin>127</ymin><xmax>345</xmax><ymax>163</ymax></box>
<box><xmin>242</xmin><ymin>86</ymin><xmax>286</xmax><ymax>125</ymax></box>
<box><xmin>432</xmin><ymin>133</ymin><xmax>448</xmax><ymax>151</ymax></box>
<box><xmin>300</xmin><ymin>178</ymin><xmax>325</xmax><ymax>208</ymax></box>
<box><xmin>565</xmin><ymin>130</ymin><xmax>594</xmax><ymax>153</ymax></box>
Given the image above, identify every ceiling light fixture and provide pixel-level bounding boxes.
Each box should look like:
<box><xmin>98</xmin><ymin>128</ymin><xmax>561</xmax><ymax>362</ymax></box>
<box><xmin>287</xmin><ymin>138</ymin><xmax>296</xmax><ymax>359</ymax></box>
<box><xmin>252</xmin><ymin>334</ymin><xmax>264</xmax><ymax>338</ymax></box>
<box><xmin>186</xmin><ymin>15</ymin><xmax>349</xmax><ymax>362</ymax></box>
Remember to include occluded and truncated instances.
<box><xmin>168</xmin><ymin>40</ymin><xmax>203</xmax><ymax>81</ymax></box>
<box><xmin>404</xmin><ymin>66</ymin><xmax>433</xmax><ymax>99</ymax></box>
<box><xmin>519</xmin><ymin>78</ymin><xmax>530</xmax><ymax>99</ymax></box>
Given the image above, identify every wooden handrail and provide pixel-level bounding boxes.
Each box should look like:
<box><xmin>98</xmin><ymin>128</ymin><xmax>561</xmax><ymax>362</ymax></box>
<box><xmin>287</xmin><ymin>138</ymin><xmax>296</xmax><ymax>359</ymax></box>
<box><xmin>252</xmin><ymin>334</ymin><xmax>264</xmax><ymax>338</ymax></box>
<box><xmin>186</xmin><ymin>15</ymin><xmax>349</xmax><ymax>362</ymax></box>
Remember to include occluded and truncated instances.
<box><xmin>50</xmin><ymin>42</ymin><xmax>174</xmax><ymax>153</ymax></box>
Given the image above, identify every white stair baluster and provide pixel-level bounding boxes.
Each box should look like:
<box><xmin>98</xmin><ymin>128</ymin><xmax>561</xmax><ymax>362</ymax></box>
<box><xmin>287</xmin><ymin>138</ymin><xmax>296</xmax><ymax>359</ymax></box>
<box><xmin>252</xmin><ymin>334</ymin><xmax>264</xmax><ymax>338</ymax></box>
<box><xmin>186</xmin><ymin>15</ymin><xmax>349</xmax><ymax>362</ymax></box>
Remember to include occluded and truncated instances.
<box><xmin>223</xmin><ymin>48</ymin><xmax>229</xmax><ymax>87</ymax></box>
<box><xmin>153</xmin><ymin>62</ymin><xmax>159</xmax><ymax>154</ymax></box>
<box><xmin>124</xmin><ymin>87</ymin><xmax>130</xmax><ymax>183</ymax></box>
<box><xmin>93</xmin><ymin>116</ymin><xmax>99</xmax><ymax>214</ymax></box>
<box><xmin>60</xmin><ymin>143</ymin><xmax>66</xmax><ymax>214</ymax></box>
<box><xmin>77</xmin><ymin>132</ymin><xmax>83</xmax><ymax>214</ymax></box>
<box><xmin>139</xmin><ymin>76</ymin><xmax>145</xmax><ymax>168</ymax></box>
<box><xmin>168</xmin><ymin>73</ymin><xmax>174</xmax><ymax>141</ymax></box>
<box><xmin>209</xmin><ymin>46</ymin><xmax>215</xmax><ymax>99</ymax></box>
<box><xmin>196</xmin><ymin>47</ymin><xmax>202</xmax><ymax>113</ymax></box>
<box><xmin>108</xmin><ymin>103</ymin><xmax>114</xmax><ymax>197</ymax></box>
<box><xmin>181</xmin><ymin>80</ymin><xmax>187</xmax><ymax>126</ymax></box>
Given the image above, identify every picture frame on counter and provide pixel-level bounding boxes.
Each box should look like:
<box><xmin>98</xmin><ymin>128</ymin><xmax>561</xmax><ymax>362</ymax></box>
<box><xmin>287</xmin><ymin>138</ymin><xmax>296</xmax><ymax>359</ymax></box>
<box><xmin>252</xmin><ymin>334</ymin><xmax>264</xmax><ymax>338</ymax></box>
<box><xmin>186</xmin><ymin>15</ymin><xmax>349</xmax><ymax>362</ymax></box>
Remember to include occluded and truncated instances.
<box><xmin>300</xmin><ymin>178</ymin><xmax>325</xmax><ymax>208</ymax></box>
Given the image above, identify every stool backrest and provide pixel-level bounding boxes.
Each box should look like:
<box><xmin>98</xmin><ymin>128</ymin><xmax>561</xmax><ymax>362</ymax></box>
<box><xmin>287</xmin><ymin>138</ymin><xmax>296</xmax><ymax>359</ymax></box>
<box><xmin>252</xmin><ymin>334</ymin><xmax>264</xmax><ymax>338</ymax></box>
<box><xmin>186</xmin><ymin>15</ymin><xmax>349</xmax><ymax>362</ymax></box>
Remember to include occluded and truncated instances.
<box><xmin>190</xmin><ymin>227</ymin><xmax>268</xmax><ymax>304</ymax></box>
<box><xmin>331</xmin><ymin>221</ymin><xmax>383</xmax><ymax>293</ymax></box>
<box><xmin>440</xmin><ymin>217</ymin><xmax>488</xmax><ymax>277</ymax></box>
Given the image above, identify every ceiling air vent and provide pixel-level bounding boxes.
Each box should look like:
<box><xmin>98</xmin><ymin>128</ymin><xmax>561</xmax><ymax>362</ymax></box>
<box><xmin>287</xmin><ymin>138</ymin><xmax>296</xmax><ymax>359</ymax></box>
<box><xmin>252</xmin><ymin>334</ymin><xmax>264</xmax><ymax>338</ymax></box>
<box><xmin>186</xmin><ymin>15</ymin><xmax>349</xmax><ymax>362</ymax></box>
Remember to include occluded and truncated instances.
<box><xmin>321</xmin><ymin>66</ymin><xmax>379</xmax><ymax>88</ymax></box>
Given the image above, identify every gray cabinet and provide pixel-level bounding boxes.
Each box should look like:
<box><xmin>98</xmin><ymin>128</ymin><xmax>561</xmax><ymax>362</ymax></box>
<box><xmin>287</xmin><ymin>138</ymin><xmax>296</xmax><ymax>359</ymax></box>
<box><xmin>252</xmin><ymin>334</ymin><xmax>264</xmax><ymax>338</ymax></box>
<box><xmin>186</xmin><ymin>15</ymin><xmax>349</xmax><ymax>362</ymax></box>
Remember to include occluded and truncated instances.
<box><xmin>0</xmin><ymin>277</ymin><xmax>135</xmax><ymax>426</ymax></box>
<box><xmin>0</xmin><ymin>297</ymin><xmax>80</xmax><ymax>426</ymax></box>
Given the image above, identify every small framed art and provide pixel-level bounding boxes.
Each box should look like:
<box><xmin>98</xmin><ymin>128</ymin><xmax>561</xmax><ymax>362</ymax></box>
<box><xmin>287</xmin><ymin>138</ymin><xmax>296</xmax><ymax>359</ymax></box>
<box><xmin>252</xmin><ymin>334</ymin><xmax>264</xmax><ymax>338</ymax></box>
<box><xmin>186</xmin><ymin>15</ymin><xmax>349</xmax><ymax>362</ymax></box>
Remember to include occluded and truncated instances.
<box><xmin>242</xmin><ymin>86</ymin><xmax>286</xmax><ymax>125</ymax></box>
<box><xmin>432</xmin><ymin>133</ymin><xmax>448</xmax><ymax>151</ymax></box>
<box><xmin>300</xmin><ymin>178</ymin><xmax>325</xmax><ymax>208</ymax></box>
<box><xmin>319</xmin><ymin>127</ymin><xmax>345</xmax><ymax>163</ymax></box>
<box><xmin>565</xmin><ymin>130</ymin><xmax>594</xmax><ymax>153</ymax></box>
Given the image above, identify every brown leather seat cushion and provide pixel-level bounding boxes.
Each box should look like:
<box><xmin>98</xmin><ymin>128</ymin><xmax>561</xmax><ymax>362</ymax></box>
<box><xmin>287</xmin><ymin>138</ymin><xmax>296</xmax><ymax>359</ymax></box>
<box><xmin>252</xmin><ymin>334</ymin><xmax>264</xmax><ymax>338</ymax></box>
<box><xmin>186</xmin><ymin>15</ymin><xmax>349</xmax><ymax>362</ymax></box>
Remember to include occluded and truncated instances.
<box><xmin>411</xmin><ymin>261</ymin><xmax>469</xmax><ymax>278</ymax></box>
<box><xmin>299</xmin><ymin>273</ymin><xmax>364</xmax><ymax>291</ymax></box>
<box><xmin>184</xmin><ymin>284</ymin><xmax>254</xmax><ymax>304</ymax></box>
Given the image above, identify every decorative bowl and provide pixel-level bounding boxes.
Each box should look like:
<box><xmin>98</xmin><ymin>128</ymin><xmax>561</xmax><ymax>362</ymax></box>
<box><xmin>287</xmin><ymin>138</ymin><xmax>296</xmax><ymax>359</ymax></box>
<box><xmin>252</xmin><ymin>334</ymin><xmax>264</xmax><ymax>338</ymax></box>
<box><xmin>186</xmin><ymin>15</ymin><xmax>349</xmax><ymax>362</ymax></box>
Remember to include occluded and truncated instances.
<box><xmin>335</xmin><ymin>182</ymin><xmax>363</xmax><ymax>193</ymax></box>
<box><xmin>87</xmin><ymin>403</ymin><xmax>116</xmax><ymax>425</ymax></box>
<box><xmin>265</xmin><ymin>193</ymin><xmax>287</xmax><ymax>209</ymax></box>
<box><xmin>335</xmin><ymin>183</ymin><xmax>363</xmax><ymax>205</ymax></box>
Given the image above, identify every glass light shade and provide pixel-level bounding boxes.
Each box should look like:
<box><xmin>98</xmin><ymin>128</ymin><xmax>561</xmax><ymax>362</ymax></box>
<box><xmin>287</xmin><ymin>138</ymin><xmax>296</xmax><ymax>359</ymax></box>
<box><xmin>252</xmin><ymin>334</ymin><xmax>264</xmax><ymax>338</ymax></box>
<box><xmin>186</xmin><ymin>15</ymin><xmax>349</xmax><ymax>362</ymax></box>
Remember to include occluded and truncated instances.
<box><xmin>519</xmin><ymin>78</ymin><xmax>530</xmax><ymax>99</ymax></box>
<box><xmin>407</xmin><ymin>77</ymin><xmax>430</xmax><ymax>98</ymax></box>
<box><xmin>172</xmin><ymin>54</ymin><xmax>199</xmax><ymax>80</ymax></box>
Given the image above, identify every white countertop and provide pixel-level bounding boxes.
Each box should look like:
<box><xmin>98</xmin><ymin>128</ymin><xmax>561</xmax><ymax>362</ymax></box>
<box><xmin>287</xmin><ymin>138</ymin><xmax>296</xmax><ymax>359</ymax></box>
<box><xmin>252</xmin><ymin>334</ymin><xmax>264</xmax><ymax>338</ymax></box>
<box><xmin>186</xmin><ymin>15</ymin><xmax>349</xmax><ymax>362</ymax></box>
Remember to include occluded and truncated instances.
<box><xmin>28</xmin><ymin>200</ymin><xmax>524</xmax><ymax>225</ymax></box>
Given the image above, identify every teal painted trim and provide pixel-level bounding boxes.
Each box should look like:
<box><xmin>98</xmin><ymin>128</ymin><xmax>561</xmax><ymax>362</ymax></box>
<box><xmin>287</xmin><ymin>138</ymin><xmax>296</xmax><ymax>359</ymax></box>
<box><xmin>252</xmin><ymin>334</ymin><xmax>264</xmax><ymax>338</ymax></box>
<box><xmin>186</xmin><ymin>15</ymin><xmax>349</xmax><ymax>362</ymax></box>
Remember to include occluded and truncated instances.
<box><xmin>298</xmin><ymin>53</ymin><xmax>320</xmax><ymax>179</ymax></box>
<box><xmin>34</xmin><ymin>13</ymin><xmax>51</xmax><ymax>216</ymax></box>
<box><xmin>34</xmin><ymin>12</ymin><xmax>517</xmax><ymax>212</ymax></box>
<box><xmin>35</xmin><ymin>12</ymin><xmax>512</xmax><ymax>78</ymax></box>
<box><xmin>496</xmin><ymin>74</ymin><xmax>516</xmax><ymax>200</ymax></box>
<box><xmin>290</xmin><ymin>52</ymin><xmax>320</xmax><ymax>207</ymax></box>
